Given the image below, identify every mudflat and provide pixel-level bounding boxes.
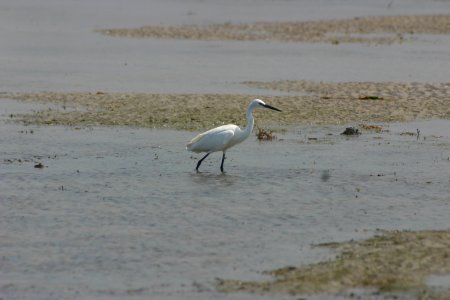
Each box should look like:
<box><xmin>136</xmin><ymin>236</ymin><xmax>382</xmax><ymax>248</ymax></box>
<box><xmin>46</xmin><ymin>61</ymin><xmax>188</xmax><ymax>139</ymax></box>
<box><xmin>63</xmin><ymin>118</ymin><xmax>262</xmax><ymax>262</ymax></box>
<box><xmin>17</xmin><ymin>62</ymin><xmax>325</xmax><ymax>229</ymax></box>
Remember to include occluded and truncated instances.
<box><xmin>6</xmin><ymin>80</ymin><xmax>450</xmax><ymax>130</ymax></box>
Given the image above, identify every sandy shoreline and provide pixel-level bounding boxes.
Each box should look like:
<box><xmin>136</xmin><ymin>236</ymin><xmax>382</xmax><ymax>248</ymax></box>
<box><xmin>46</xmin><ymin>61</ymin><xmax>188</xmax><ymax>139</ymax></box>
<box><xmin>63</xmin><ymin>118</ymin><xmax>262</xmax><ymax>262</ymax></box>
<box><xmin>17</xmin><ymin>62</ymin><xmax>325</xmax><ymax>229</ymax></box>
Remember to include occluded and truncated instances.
<box><xmin>4</xmin><ymin>80</ymin><xmax>450</xmax><ymax>130</ymax></box>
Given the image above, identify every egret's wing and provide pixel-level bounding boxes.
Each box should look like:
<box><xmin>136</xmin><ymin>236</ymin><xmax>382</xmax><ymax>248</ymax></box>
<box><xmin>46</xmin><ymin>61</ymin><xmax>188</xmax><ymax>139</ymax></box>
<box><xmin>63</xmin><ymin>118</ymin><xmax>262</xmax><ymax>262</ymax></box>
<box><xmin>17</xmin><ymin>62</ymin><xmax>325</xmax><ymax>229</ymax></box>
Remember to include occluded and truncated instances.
<box><xmin>187</xmin><ymin>125</ymin><xmax>237</xmax><ymax>153</ymax></box>
<box><xmin>205</xmin><ymin>129</ymin><xmax>235</xmax><ymax>151</ymax></box>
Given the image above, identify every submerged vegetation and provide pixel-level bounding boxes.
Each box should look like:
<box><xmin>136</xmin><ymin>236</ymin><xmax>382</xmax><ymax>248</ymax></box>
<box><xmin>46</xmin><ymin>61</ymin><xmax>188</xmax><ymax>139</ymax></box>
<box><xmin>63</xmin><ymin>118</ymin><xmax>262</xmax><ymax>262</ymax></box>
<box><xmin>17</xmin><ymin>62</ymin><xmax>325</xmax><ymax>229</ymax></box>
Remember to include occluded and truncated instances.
<box><xmin>256</xmin><ymin>128</ymin><xmax>276</xmax><ymax>141</ymax></box>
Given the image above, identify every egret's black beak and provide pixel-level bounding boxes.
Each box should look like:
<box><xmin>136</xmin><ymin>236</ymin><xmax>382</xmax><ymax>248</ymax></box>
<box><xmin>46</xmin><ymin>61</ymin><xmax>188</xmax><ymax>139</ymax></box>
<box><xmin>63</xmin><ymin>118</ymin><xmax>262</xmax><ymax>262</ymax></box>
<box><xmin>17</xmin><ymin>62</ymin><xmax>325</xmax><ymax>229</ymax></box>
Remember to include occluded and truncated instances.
<box><xmin>262</xmin><ymin>103</ymin><xmax>282</xmax><ymax>112</ymax></box>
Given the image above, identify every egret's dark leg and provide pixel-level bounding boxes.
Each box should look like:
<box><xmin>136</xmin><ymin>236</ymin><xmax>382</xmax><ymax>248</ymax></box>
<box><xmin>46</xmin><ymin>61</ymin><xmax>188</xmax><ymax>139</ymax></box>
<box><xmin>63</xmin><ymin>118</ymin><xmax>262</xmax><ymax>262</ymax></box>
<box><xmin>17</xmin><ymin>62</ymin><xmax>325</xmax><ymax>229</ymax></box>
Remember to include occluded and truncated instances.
<box><xmin>220</xmin><ymin>152</ymin><xmax>226</xmax><ymax>173</ymax></box>
<box><xmin>196</xmin><ymin>153</ymin><xmax>210</xmax><ymax>172</ymax></box>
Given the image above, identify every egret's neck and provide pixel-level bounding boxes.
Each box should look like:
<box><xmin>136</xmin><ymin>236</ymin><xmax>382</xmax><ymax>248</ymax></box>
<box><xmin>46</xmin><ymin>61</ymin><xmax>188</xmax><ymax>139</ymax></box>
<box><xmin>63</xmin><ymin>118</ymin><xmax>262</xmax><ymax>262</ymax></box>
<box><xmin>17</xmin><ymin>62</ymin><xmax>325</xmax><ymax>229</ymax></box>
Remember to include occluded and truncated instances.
<box><xmin>242</xmin><ymin>107</ymin><xmax>255</xmax><ymax>138</ymax></box>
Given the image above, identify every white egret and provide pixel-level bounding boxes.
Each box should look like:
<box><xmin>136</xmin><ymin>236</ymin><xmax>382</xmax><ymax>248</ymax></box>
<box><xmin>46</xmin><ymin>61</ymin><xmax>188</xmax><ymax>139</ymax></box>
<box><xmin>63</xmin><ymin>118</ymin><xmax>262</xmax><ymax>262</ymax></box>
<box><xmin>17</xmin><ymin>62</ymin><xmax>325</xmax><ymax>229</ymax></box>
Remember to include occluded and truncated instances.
<box><xmin>186</xmin><ymin>99</ymin><xmax>281</xmax><ymax>172</ymax></box>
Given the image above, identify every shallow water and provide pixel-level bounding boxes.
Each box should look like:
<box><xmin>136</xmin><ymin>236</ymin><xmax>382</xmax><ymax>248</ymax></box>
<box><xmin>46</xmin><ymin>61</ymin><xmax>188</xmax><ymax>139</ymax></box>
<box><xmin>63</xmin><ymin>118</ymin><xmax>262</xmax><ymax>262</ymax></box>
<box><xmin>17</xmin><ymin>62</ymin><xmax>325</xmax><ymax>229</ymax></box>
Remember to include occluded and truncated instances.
<box><xmin>2</xmin><ymin>0</ymin><xmax>450</xmax><ymax>94</ymax></box>
<box><xmin>1</xmin><ymin>107</ymin><xmax>450</xmax><ymax>299</ymax></box>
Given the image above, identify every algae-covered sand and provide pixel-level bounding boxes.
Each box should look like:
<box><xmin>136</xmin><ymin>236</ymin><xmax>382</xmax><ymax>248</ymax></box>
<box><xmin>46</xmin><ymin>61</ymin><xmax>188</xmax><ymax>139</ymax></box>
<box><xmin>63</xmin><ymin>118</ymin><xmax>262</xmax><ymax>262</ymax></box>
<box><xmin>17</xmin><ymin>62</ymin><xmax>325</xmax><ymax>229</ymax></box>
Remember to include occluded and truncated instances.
<box><xmin>4</xmin><ymin>81</ymin><xmax>450</xmax><ymax>130</ymax></box>
<box><xmin>217</xmin><ymin>229</ymin><xmax>450</xmax><ymax>299</ymax></box>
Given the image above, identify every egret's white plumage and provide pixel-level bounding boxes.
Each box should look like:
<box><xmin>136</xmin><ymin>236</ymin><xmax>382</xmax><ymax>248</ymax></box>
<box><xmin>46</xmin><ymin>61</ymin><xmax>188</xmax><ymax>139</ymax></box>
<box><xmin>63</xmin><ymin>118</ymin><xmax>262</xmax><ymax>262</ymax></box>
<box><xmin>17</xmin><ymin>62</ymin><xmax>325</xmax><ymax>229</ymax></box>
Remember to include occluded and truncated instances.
<box><xmin>186</xmin><ymin>99</ymin><xmax>281</xmax><ymax>172</ymax></box>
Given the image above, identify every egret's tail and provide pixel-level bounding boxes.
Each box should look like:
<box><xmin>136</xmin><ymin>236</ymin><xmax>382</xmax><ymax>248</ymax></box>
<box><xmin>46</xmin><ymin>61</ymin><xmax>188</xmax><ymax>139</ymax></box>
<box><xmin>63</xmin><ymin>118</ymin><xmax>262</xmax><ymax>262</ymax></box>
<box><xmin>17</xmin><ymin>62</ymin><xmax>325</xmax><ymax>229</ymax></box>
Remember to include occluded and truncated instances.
<box><xmin>186</xmin><ymin>132</ymin><xmax>204</xmax><ymax>152</ymax></box>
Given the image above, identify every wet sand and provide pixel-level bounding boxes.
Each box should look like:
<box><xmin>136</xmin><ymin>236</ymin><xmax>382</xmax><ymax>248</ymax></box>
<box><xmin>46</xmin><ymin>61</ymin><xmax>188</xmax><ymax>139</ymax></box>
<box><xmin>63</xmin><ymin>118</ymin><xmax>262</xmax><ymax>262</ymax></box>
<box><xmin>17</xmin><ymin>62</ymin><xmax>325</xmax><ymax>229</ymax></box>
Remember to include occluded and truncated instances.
<box><xmin>97</xmin><ymin>15</ymin><xmax>450</xmax><ymax>45</ymax></box>
<box><xmin>5</xmin><ymin>80</ymin><xmax>450</xmax><ymax>130</ymax></box>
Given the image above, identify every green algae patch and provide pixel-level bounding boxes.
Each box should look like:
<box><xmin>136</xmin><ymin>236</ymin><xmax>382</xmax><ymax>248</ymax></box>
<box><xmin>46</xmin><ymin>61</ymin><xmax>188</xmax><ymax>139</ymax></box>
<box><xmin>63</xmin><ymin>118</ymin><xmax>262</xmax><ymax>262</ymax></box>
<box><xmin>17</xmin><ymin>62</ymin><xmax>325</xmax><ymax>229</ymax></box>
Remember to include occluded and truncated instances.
<box><xmin>216</xmin><ymin>230</ymin><xmax>450</xmax><ymax>298</ymax></box>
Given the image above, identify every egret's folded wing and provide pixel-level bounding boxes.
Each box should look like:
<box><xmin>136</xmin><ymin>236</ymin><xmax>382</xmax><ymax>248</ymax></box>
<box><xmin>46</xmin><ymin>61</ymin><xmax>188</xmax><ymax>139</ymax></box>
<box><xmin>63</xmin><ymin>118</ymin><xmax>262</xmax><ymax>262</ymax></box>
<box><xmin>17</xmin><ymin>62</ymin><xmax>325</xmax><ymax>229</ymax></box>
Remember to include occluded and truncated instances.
<box><xmin>187</xmin><ymin>128</ymin><xmax>235</xmax><ymax>153</ymax></box>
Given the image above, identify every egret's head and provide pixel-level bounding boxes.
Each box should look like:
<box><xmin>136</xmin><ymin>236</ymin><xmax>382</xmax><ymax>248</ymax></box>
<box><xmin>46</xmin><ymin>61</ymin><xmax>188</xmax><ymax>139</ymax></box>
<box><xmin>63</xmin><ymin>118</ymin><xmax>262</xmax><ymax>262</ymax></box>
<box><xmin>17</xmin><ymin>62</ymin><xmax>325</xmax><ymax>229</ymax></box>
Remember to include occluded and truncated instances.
<box><xmin>251</xmin><ymin>99</ymin><xmax>281</xmax><ymax>112</ymax></box>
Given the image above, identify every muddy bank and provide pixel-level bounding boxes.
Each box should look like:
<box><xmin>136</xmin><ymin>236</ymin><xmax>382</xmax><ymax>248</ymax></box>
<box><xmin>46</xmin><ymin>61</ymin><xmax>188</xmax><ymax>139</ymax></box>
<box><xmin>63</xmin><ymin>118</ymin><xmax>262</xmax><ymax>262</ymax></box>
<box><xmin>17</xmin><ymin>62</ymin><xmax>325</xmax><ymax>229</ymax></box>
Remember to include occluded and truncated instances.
<box><xmin>97</xmin><ymin>15</ymin><xmax>450</xmax><ymax>44</ymax></box>
<box><xmin>217</xmin><ymin>229</ymin><xmax>450</xmax><ymax>299</ymax></box>
<box><xmin>4</xmin><ymin>80</ymin><xmax>450</xmax><ymax>129</ymax></box>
